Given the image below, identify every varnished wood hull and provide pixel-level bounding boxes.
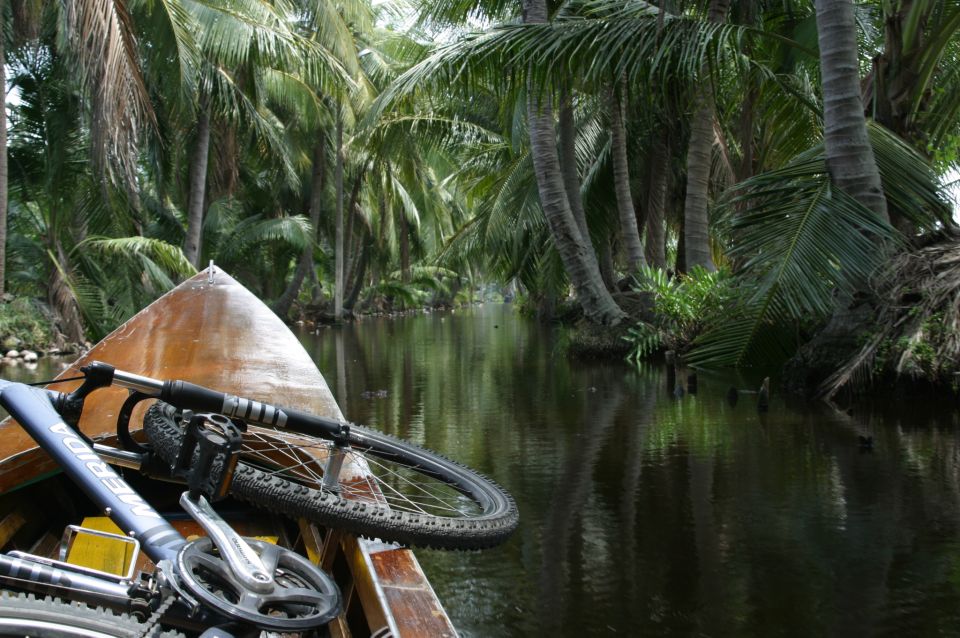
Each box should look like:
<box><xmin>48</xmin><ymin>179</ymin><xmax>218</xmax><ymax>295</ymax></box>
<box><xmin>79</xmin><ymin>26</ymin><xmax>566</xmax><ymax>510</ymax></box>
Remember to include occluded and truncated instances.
<box><xmin>0</xmin><ymin>268</ymin><xmax>456</xmax><ymax>637</ymax></box>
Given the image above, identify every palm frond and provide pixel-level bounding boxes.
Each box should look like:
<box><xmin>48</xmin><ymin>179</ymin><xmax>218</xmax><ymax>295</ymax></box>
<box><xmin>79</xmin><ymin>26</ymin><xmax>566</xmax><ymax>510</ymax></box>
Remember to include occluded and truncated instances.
<box><xmin>215</xmin><ymin>215</ymin><xmax>312</xmax><ymax>263</ymax></box>
<box><xmin>376</xmin><ymin>1</ymin><xmax>752</xmax><ymax>120</ymax></box>
<box><xmin>687</xmin><ymin>126</ymin><xmax>946</xmax><ymax>367</ymax></box>
<box><xmin>690</xmin><ymin>176</ymin><xmax>890</xmax><ymax>367</ymax></box>
<box><xmin>186</xmin><ymin>0</ymin><xmax>300</xmax><ymax>70</ymax></box>
<box><xmin>64</xmin><ymin>0</ymin><xmax>155</xmax><ymax>182</ymax></box>
<box><xmin>80</xmin><ymin>236</ymin><xmax>197</xmax><ymax>278</ymax></box>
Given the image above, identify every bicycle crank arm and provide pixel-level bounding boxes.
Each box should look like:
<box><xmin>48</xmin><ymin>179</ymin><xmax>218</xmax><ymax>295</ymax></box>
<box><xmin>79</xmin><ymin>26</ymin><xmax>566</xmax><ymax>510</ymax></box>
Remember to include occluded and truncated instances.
<box><xmin>178</xmin><ymin>494</ymin><xmax>274</xmax><ymax>592</ymax></box>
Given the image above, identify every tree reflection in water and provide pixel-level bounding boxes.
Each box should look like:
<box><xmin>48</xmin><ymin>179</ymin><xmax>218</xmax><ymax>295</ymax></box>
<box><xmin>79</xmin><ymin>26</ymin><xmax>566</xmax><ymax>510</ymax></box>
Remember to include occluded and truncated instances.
<box><xmin>303</xmin><ymin>305</ymin><xmax>960</xmax><ymax>637</ymax></box>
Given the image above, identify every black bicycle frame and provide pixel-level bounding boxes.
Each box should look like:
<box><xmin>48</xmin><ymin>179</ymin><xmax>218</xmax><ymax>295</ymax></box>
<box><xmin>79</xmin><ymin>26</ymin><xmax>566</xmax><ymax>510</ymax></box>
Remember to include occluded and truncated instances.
<box><xmin>0</xmin><ymin>381</ymin><xmax>185</xmax><ymax>564</ymax></box>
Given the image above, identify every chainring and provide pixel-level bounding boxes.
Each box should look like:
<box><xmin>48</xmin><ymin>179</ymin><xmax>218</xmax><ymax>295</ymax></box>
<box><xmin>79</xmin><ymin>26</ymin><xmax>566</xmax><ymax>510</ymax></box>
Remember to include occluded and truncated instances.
<box><xmin>175</xmin><ymin>537</ymin><xmax>341</xmax><ymax>632</ymax></box>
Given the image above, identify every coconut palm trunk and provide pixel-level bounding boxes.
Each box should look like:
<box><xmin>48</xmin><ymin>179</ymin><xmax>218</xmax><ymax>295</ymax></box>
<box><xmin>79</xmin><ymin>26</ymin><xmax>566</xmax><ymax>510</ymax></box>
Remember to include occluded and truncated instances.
<box><xmin>607</xmin><ymin>82</ymin><xmax>645</xmax><ymax>272</ymax></box>
<box><xmin>645</xmin><ymin>130</ymin><xmax>669</xmax><ymax>268</ymax></box>
<box><xmin>49</xmin><ymin>243</ymin><xmax>84</xmax><ymax>344</ymax></box>
<box><xmin>334</xmin><ymin>111</ymin><xmax>345</xmax><ymax>319</ymax></box>
<box><xmin>558</xmin><ymin>85</ymin><xmax>590</xmax><ymax>244</ymax></box>
<box><xmin>0</xmin><ymin>8</ymin><xmax>7</xmax><ymax>297</ymax></box>
<box><xmin>682</xmin><ymin>99</ymin><xmax>715</xmax><ymax>271</ymax></box>
<box><xmin>342</xmin><ymin>171</ymin><xmax>364</xmax><ymax>291</ymax></box>
<box><xmin>682</xmin><ymin>0</ymin><xmax>730</xmax><ymax>272</ymax></box>
<box><xmin>815</xmin><ymin>0</ymin><xmax>889</xmax><ymax>221</ymax></box>
<box><xmin>345</xmin><ymin>239</ymin><xmax>369</xmax><ymax>312</ymax></box>
<box><xmin>399</xmin><ymin>213</ymin><xmax>410</xmax><ymax>283</ymax></box>
<box><xmin>523</xmin><ymin>0</ymin><xmax>626</xmax><ymax>326</ymax></box>
<box><xmin>273</xmin><ymin>138</ymin><xmax>325</xmax><ymax>319</ymax></box>
<box><xmin>184</xmin><ymin>104</ymin><xmax>211</xmax><ymax>268</ymax></box>
<box><xmin>561</xmin><ymin>86</ymin><xmax>616</xmax><ymax>289</ymax></box>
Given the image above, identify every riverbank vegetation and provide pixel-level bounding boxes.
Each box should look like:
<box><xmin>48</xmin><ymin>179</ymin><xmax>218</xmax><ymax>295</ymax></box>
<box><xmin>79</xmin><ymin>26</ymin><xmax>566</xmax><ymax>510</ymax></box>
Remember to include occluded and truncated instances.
<box><xmin>0</xmin><ymin>0</ymin><xmax>957</xmax><ymax>394</ymax></box>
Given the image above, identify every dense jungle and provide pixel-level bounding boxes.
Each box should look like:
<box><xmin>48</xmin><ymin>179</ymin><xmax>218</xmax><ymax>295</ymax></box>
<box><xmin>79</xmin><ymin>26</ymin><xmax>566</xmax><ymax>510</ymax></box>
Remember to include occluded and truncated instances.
<box><xmin>0</xmin><ymin>0</ymin><xmax>958</xmax><ymax>397</ymax></box>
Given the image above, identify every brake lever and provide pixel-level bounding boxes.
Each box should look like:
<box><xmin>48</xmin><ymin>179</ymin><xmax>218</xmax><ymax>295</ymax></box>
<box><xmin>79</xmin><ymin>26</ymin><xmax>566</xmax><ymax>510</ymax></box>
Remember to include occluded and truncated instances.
<box><xmin>59</xmin><ymin>362</ymin><xmax>116</xmax><ymax>428</ymax></box>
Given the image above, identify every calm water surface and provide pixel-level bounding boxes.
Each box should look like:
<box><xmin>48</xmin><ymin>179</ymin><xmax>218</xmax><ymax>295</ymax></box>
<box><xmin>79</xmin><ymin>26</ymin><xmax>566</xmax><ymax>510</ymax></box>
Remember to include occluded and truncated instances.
<box><xmin>300</xmin><ymin>304</ymin><xmax>960</xmax><ymax>637</ymax></box>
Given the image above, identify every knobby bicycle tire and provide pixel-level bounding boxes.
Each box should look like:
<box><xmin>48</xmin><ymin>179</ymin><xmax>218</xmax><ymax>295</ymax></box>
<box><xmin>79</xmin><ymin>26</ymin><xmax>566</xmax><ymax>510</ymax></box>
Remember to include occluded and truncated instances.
<box><xmin>143</xmin><ymin>402</ymin><xmax>519</xmax><ymax>550</ymax></box>
<box><xmin>0</xmin><ymin>592</ymin><xmax>183</xmax><ymax>637</ymax></box>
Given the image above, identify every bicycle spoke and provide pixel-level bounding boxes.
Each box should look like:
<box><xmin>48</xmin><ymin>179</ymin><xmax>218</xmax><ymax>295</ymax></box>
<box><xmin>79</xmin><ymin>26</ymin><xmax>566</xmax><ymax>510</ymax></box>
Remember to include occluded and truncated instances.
<box><xmin>232</xmin><ymin>431</ymin><xmax>483</xmax><ymax>518</ymax></box>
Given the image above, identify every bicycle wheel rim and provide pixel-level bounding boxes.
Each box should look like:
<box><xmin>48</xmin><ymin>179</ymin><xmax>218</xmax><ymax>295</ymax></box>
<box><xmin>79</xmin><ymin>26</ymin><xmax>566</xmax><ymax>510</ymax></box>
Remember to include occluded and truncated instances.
<box><xmin>143</xmin><ymin>401</ymin><xmax>519</xmax><ymax>549</ymax></box>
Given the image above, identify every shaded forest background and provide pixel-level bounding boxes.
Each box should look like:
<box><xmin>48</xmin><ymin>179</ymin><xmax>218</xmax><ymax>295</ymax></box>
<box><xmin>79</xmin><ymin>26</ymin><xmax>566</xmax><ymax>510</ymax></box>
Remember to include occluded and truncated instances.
<box><xmin>1</xmin><ymin>0</ymin><xmax>958</xmax><ymax>396</ymax></box>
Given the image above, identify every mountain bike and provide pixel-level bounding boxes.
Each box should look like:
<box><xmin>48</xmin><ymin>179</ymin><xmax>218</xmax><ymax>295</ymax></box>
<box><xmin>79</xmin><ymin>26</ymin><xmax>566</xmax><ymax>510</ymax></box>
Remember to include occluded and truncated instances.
<box><xmin>0</xmin><ymin>374</ymin><xmax>340</xmax><ymax>637</ymax></box>
<box><xmin>0</xmin><ymin>361</ymin><xmax>517</xmax><ymax>634</ymax></box>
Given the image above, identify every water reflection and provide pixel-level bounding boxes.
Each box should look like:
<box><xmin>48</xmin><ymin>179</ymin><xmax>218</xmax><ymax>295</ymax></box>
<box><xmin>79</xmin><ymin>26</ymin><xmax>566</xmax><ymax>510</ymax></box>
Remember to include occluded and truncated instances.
<box><xmin>300</xmin><ymin>305</ymin><xmax>960</xmax><ymax>637</ymax></box>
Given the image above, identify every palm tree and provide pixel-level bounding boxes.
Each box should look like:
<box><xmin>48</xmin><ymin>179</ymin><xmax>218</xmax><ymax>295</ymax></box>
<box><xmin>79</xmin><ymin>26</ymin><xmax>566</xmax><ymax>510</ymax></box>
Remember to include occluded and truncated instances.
<box><xmin>273</xmin><ymin>137</ymin><xmax>326</xmax><ymax>318</ymax></box>
<box><xmin>644</xmin><ymin>128</ymin><xmax>669</xmax><ymax>269</ymax></box>
<box><xmin>7</xmin><ymin>44</ymin><xmax>194</xmax><ymax>341</ymax></box>
<box><xmin>682</xmin><ymin>0</ymin><xmax>730</xmax><ymax>272</ymax></box>
<box><xmin>0</xmin><ymin>1</ymin><xmax>7</xmax><ymax>297</ymax></box>
<box><xmin>334</xmin><ymin>108</ymin><xmax>345</xmax><ymax>318</ymax></box>
<box><xmin>814</xmin><ymin>0</ymin><xmax>888</xmax><ymax>221</ymax></box>
<box><xmin>184</xmin><ymin>99</ymin><xmax>212</xmax><ymax>267</ymax></box>
<box><xmin>0</xmin><ymin>0</ymin><xmax>143</xmax><ymax>295</ymax></box>
<box><xmin>607</xmin><ymin>80</ymin><xmax>645</xmax><ymax>272</ymax></box>
<box><xmin>522</xmin><ymin>0</ymin><xmax>626</xmax><ymax>325</ymax></box>
<box><xmin>558</xmin><ymin>85</ymin><xmax>591</xmax><ymax>257</ymax></box>
<box><xmin>173</xmin><ymin>0</ymin><xmax>360</xmax><ymax>273</ymax></box>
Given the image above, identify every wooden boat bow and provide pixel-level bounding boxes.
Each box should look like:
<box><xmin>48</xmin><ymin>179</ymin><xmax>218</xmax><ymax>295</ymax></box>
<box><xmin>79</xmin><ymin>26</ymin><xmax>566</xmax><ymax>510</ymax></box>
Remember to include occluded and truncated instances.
<box><xmin>0</xmin><ymin>268</ymin><xmax>457</xmax><ymax>637</ymax></box>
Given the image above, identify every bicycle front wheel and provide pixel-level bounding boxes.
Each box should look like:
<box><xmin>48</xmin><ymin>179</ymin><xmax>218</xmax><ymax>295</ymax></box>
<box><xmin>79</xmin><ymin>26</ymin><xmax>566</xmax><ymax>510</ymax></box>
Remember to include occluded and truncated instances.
<box><xmin>143</xmin><ymin>402</ymin><xmax>518</xmax><ymax>550</ymax></box>
<box><xmin>0</xmin><ymin>592</ymin><xmax>183</xmax><ymax>637</ymax></box>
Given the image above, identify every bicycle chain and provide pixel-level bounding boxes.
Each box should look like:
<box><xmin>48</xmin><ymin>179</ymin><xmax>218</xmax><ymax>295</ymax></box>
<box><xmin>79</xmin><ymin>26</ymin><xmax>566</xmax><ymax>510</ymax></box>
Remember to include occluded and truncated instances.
<box><xmin>135</xmin><ymin>594</ymin><xmax>178</xmax><ymax>638</ymax></box>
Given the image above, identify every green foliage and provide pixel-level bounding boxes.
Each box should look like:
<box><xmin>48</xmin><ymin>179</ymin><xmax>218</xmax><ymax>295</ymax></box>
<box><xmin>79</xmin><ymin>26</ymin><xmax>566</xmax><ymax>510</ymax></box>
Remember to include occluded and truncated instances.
<box><xmin>0</xmin><ymin>298</ymin><xmax>57</xmax><ymax>349</ymax></box>
<box><xmin>625</xmin><ymin>266</ymin><xmax>734</xmax><ymax>364</ymax></box>
<box><xmin>687</xmin><ymin>123</ymin><xmax>949</xmax><ymax>369</ymax></box>
<box><xmin>359</xmin><ymin>266</ymin><xmax>463</xmax><ymax>312</ymax></box>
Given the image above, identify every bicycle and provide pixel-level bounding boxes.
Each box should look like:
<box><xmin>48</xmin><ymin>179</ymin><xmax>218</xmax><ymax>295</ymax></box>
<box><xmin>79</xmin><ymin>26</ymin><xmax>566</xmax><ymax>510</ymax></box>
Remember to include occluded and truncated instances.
<box><xmin>0</xmin><ymin>360</ymin><xmax>518</xmax><ymax>636</ymax></box>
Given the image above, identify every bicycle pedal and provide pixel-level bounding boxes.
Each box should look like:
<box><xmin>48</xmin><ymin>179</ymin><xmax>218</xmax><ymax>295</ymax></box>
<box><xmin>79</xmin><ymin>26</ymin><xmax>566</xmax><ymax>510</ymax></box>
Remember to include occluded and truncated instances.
<box><xmin>172</xmin><ymin>412</ymin><xmax>243</xmax><ymax>502</ymax></box>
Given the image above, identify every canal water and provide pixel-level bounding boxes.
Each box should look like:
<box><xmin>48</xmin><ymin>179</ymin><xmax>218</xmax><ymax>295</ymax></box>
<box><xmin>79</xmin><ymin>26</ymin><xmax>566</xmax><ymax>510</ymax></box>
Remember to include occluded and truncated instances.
<box><xmin>299</xmin><ymin>303</ymin><xmax>960</xmax><ymax>637</ymax></box>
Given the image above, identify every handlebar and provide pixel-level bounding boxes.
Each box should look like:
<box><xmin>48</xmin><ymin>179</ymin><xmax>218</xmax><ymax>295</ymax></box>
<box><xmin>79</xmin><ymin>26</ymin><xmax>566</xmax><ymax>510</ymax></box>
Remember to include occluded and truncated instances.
<box><xmin>44</xmin><ymin>361</ymin><xmax>347</xmax><ymax>441</ymax></box>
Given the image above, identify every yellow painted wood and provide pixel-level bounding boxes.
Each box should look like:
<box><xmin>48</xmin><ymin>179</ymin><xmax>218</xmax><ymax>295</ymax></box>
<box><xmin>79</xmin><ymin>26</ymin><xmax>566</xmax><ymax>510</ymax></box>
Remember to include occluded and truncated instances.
<box><xmin>65</xmin><ymin>517</ymin><xmax>133</xmax><ymax>577</ymax></box>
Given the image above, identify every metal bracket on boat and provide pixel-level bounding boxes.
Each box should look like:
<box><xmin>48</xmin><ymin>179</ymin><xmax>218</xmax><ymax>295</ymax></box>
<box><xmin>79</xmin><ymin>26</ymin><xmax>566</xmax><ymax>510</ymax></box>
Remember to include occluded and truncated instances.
<box><xmin>208</xmin><ymin>260</ymin><xmax>216</xmax><ymax>284</ymax></box>
<box><xmin>322</xmin><ymin>425</ymin><xmax>351</xmax><ymax>492</ymax></box>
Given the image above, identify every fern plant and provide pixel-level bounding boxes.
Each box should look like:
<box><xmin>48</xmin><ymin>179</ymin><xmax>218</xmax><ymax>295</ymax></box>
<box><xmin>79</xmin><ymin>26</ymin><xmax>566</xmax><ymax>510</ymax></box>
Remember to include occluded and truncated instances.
<box><xmin>625</xmin><ymin>265</ymin><xmax>734</xmax><ymax>364</ymax></box>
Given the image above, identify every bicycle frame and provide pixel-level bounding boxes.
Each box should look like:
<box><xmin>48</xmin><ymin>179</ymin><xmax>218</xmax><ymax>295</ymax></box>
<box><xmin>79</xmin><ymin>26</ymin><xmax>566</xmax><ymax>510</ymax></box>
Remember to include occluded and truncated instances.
<box><xmin>0</xmin><ymin>382</ymin><xmax>185</xmax><ymax>564</ymax></box>
<box><xmin>0</xmin><ymin>380</ymin><xmax>280</xmax><ymax>617</ymax></box>
<box><xmin>0</xmin><ymin>365</ymin><xmax>346</xmax><ymax>634</ymax></box>
<box><xmin>0</xmin><ymin>358</ymin><xmax>357</xmax><ymax>569</ymax></box>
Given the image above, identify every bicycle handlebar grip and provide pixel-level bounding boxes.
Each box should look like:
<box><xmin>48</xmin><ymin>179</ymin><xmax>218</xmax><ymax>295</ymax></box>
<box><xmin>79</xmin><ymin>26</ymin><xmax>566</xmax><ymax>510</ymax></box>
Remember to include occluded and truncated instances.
<box><xmin>160</xmin><ymin>379</ymin><xmax>343</xmax><ymax>435</ymax></box>
<box><xmin>160</xmin><ymin>380</ymin><xmax>227</xmax><ymax>413</ymax></box>
<box><xmin>160</xmin><ymin>380</ymin><xmax>291</xmax><ymax>428</ymax></box>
